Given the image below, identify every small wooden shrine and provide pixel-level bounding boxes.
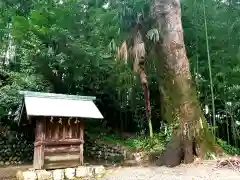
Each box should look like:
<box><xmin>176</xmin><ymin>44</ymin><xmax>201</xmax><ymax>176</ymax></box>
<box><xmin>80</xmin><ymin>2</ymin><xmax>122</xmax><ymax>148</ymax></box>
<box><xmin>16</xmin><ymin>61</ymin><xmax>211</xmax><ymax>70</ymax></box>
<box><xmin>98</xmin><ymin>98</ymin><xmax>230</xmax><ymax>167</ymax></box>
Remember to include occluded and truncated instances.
<box><xmin>18</xmin><ymin>91</ymin><xmax>103</xmax><ymax>170</ymax></box>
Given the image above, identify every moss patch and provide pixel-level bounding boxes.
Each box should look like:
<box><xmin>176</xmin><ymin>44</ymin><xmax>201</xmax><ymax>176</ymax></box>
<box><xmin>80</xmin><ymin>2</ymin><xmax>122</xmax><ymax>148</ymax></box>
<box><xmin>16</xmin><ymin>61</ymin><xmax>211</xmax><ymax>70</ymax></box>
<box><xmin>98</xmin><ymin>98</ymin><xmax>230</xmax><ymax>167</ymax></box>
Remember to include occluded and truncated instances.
<box><xmin>87</xmin><ymin>133</ymin><xmax>166</xmax><ymax>153</ymax></box>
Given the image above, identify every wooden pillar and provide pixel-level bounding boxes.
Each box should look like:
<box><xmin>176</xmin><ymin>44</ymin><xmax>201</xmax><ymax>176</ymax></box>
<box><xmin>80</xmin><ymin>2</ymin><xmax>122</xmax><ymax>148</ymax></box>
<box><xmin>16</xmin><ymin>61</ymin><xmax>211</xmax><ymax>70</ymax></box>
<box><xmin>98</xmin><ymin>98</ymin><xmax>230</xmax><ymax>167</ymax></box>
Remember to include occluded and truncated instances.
<box><xmin>33</xmin><ymin>118</ymin><xmax>45</xmax><ymax>169</ymax></box>
<box><xmin>79</xmin><ymin>120</ymin><xmax>84</xmax><ymax>165</ymax></box>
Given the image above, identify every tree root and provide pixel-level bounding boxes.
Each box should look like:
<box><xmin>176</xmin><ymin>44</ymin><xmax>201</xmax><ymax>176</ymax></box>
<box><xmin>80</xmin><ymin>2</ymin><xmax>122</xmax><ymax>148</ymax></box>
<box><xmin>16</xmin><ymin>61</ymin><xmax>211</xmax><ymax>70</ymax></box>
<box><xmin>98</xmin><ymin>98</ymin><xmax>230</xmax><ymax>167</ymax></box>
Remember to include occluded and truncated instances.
<box><xmin>155</xmin><ymin>135</ymin><xmax>205</xmax><ymax>167</ymax></box>
<box><xmin>156</xmin><ymin>135</ymin><xmax>184</xmax><ymax>167</ymax></box>
<box><xmin>217</xmin><ymin>157</ymin><xmax>240</xmax><ymax>172</ymax></box>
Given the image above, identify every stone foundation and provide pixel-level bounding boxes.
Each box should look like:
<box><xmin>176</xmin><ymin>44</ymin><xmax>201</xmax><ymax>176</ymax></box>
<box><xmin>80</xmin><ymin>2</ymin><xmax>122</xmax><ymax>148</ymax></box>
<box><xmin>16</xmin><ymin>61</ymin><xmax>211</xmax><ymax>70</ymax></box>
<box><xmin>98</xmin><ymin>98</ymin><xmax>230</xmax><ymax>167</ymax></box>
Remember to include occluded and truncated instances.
<box><xmin>84</xmin><ymin>135</ymin><xmax>135</xmax><ymax>162</ymax></box>
<box><xmin>16</xmin><ymin>165</ymin><xmax>106</xmax><ymax>180</ymax></box>
<box><xmin>0</xmin><ymin>126</ymin><xmax>34</xmax><ymax>166</ymax></box>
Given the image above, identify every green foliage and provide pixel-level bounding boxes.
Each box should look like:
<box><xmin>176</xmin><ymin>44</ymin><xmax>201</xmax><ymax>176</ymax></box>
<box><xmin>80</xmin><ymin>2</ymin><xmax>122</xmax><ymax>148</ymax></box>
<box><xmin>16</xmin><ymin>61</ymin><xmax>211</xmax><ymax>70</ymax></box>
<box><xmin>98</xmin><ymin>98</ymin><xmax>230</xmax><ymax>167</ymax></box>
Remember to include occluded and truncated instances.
<box><xmin>217</xmin><ymin>139</ymin><xmax>240</xmax><ymax>155</ymax></box>
<box><xmin>97</xmin><ymin>133</ymin><xmax>165</xmax><ymax>152</ymax></box>
<box><xmin>124</xmin><ymin>134</ymin><xmax>165</xmax><ymax>152</ymax></box>
<box><xmin>97</xmin><ymin>123</ymin><xmax>175</xmax><ymax>152</ymax></box>
<box><xmin>183</xmin><ymin>0</ymin><xmax>240</xmax><ymax>147</ymax></box>
<box><xmin>1</xmin><ymin>0</ymin><xmax>240</xmax><ymax>153</ymax></box>
<box><xmin>0</xmin><ymin>0</ymin><xmax>137</xmax><ymax>127</ymax></box>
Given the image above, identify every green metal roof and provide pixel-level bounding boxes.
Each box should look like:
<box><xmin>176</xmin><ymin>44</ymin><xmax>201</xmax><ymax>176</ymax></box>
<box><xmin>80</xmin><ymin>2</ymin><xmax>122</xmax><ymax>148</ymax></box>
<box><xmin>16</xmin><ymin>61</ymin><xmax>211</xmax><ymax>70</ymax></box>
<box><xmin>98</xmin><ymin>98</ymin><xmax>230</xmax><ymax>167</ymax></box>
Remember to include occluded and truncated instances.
<box><xmin>19</xmin><ymin>91</ymin><xmax>103</xmax><ymax>119</ymax></box>
<box><xmin>19</xmin><ymin>91</ymin><xmax>96</xmax><ymax>101</ymax></box>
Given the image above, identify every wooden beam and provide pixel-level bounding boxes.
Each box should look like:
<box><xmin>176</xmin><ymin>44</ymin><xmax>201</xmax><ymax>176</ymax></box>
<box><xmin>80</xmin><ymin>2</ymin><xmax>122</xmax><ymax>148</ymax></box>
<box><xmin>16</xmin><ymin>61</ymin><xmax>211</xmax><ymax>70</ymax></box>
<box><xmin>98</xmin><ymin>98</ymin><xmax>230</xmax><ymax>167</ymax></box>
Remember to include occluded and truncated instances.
<box><xmin>79</xmin><ymin>120</ymin><xmax>84</xmax><ymax>165</ymax></box>
<box><xmin>33</xmin><ymin>119</ymin><xmax>46</xmax><ymax>169</ymax></box>
<box><xmin>45</xmin><ymin>146</ymin><xmax>80</xmax><ymax>155</ymax></box>
<box><xmin>34</xmin><ymin>139</ymin><xmax>84</xmax><ymax>146</ymax></box>
<box><xmin>45</xmin><ymin>154</ymin><xmax>79</xmax><ymax>162</ymax></box>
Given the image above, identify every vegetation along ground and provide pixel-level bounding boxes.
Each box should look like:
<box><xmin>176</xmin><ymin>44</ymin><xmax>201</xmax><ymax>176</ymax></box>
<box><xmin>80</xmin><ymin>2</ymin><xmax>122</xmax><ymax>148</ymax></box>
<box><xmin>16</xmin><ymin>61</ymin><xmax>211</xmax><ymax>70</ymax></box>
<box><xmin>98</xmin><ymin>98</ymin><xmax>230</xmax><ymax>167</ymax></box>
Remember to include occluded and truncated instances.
<box><xmin>1</xmin><ymin>0</ymin><xmax>240</xmax><ymax>179</ymax></box>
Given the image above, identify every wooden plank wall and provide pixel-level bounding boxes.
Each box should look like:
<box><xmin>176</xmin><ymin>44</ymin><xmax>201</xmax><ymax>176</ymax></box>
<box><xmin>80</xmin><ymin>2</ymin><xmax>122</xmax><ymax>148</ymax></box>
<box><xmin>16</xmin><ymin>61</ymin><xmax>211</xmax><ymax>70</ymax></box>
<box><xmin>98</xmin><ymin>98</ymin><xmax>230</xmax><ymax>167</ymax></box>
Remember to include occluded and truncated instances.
<box><xmin>33</xmin><ymin>119</ymin><xmax>46</xmax><ymax>169</ymax></box>
<box><xmin>79</xmin><ymin>120</ymin><xmax>84</xmax><ymax>165</ymax></box>
<box><xmin>35</xmin><ymin>118</ymin><xmax>84</xmax><ymax>170</ymax></box>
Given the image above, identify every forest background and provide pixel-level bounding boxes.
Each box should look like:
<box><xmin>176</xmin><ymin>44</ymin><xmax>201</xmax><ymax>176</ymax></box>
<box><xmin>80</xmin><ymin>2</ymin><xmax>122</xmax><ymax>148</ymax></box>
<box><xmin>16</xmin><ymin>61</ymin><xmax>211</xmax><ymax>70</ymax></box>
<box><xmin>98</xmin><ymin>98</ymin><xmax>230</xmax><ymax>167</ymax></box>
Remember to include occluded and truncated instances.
<box><xmin>1</xmin><ymin>0</ymin><xmax>240</xmax><ymax>163</ymax></box>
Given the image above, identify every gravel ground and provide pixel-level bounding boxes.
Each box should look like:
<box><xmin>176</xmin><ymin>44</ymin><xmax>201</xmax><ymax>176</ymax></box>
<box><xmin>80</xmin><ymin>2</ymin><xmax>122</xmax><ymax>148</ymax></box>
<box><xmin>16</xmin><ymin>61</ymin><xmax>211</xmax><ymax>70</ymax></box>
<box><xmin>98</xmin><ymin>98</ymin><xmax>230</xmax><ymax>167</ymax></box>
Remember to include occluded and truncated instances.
<box><xmin>1</xmin><ymin>160</ymin><xmax>240</xmax><ymax>180</ymax></box>
<box><xmin>100</xmin><ymin>161</ymin><xmax>240</xmax><ymax>180</ymax></box>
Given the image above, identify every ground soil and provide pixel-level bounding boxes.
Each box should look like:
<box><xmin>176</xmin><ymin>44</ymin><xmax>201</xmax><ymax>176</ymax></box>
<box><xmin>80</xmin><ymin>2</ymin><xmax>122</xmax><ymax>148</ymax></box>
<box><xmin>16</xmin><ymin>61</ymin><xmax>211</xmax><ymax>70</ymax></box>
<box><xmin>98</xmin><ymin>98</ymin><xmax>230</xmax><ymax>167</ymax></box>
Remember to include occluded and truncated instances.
<box><xmin>1</xmin><ymin>160</ymin><xmax>239</xmax><ymax>180</ymax></box>
<box><xmin>100</xmin><ymin>160</ymin><xmax>240</xmax><ymax>180</ymax></box>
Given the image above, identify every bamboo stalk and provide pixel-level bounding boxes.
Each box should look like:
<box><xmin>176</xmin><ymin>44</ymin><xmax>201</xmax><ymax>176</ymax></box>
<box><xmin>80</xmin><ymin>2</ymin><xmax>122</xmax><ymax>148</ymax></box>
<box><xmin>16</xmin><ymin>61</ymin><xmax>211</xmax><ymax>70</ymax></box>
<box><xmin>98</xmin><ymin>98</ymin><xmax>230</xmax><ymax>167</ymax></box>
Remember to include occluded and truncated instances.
<box><xmin>202</xmin><ymin>0</ymin><xmax>216</xmax><ymax>139</ymax></box>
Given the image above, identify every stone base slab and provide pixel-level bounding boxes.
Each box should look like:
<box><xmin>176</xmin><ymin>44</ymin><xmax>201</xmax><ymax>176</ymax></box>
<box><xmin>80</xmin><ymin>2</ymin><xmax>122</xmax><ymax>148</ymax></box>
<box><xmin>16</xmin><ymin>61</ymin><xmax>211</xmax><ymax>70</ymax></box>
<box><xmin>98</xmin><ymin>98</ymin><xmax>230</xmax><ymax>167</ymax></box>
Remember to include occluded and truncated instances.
<box><xmin>16</xmin><ymin>165</ymin><xmax>106</xmax><ymax>180</ymax></box>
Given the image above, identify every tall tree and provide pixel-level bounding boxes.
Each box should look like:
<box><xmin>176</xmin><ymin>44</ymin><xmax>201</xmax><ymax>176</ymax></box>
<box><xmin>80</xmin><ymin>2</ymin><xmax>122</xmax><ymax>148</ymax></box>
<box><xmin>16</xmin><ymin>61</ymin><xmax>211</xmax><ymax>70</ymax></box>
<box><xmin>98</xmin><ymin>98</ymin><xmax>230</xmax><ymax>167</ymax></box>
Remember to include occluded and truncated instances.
<box><xmin>152</xmin><ymin>0</ymin><xmax>215</xmax><ymax>166</ymax></box>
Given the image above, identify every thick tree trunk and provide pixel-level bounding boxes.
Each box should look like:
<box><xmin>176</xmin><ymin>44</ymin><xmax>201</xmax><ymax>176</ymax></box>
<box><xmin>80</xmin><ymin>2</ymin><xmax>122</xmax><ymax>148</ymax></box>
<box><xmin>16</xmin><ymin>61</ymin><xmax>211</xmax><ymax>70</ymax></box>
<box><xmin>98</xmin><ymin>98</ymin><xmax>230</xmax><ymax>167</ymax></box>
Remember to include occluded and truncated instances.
<box><xmin>152</xmin><ymin>0</ymin><xmax>215</xmax><ymax>166</ymax></box>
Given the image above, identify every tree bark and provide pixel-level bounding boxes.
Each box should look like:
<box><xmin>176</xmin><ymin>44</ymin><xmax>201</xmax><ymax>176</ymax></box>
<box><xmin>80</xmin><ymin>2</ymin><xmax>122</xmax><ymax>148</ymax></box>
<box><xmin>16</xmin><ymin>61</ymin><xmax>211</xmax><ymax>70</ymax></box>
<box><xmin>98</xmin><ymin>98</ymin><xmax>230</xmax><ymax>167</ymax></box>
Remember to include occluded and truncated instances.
<box><xmin>132</xmin><ymin>29</ymin><xmax>153</xmax><ymax>138</ymax></box>
<box><xmin>152</xmin><ymin>0</ymin><xmax>215</xmax><ymax>166</ymax></box>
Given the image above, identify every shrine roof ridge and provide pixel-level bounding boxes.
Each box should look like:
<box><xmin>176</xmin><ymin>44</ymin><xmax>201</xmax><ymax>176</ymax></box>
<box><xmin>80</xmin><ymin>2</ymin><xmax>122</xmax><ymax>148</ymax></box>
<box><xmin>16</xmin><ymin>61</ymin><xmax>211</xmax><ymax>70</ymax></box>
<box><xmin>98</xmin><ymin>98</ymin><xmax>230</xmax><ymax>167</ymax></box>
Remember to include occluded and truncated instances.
<box><xmin>19</xmin><ymin>91</ymin><xmax>96</xmax><ymax>101</ymax></box>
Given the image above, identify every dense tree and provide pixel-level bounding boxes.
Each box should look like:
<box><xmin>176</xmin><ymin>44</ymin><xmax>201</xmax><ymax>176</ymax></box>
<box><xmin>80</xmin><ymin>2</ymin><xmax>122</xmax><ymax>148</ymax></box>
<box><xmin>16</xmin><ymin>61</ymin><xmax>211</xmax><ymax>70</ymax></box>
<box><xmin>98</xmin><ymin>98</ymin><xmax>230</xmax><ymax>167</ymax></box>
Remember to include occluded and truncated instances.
<box><xmin>151</xmin><ymin>0</ymin><xmax>214</xmax><ymax>166</ymax></box>
<box><xmin>1</xmin><ymin>0</ymin><xmax>240</xmax><ymax>165</ymax></box>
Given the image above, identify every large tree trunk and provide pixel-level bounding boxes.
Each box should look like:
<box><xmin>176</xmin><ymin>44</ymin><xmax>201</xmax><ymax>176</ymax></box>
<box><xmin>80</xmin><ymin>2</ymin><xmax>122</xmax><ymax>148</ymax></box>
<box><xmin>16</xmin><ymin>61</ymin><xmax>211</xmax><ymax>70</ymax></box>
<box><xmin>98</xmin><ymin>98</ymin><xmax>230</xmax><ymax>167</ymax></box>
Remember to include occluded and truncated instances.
<box><xmin>152</xmin><ymin>0</ymin><xmax>215</xmax><ymax>166</ymax></box>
